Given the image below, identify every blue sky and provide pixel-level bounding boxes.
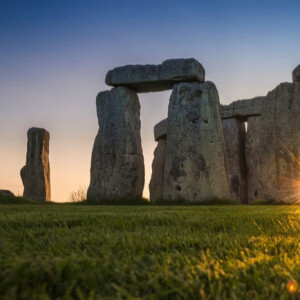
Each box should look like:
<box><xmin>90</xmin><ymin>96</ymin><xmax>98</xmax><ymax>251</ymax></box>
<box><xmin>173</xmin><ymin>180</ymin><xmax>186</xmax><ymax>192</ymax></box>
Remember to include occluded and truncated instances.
<box><xmin>0</xmin><ymin>0</ymin><xmax>299</xmax><ymax>201</ymax></box>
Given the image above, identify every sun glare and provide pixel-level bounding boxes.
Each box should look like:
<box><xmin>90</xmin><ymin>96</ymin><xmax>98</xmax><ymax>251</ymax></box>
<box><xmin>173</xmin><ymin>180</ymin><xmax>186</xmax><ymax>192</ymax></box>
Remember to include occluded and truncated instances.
<box><xmin>278</xmin><ymin>144</ymin><xmax>300</xmax><ymax>204</ymax></box>
<box><xmin>287</xmin><ymin>280</ymin><xmax>298</xmax><ymax>294</ymax></box>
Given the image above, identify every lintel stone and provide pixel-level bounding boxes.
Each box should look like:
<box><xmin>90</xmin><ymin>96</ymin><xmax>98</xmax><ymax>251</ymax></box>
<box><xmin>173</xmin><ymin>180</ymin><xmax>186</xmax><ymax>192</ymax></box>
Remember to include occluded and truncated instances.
<box><xmin>105</xmin><ymin>58</ymin><xmax>205</xmax><ymax>93</ymax></box>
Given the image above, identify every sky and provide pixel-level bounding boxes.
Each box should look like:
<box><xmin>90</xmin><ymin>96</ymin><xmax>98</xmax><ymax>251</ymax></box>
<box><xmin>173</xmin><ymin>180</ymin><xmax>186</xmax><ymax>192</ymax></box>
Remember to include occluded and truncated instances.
<box><xmin>0</xmin><ymin>0</ymin><xmax>299</xmax><ymax>202</ymax></box>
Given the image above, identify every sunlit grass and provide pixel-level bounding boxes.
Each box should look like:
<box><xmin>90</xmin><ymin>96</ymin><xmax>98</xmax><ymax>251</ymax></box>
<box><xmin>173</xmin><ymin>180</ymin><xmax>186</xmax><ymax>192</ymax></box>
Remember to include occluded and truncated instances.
<box><xmin>0</xmin><ymin>205</ymin><xmax>299</xmax><ymax>299</ymax></box>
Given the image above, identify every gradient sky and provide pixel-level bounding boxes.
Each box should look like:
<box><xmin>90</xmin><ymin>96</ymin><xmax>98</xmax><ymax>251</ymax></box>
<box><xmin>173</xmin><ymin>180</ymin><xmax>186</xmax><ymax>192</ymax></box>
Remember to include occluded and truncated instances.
<box><xmin>1</xmin><ymin>0</ymin><xmax>299</xmax><ymax>201</ymax></box>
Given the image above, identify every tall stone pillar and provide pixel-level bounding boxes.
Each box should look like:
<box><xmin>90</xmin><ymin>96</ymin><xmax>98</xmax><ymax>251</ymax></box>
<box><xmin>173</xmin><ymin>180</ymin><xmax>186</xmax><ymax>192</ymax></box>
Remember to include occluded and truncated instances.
<box><xmin>149</xmin><ymin>139</ymin><xmax>166</xmax><ymax>203</ymax></box>
<box><xmin>149</xmin><ymin>119</ymin><xmax>168</xmax><ymax>202</ymax></box>
<box><xmin>20</xmin><ymin>128</ymin><xmax>51</xmax><ymax>202</ymax></box>
<box><xmin>87</xmin><ymin>86</ymin><xmax>144</xmax><ymax>202</ymax></box>
<box><xmin>246</xmin><ymin>71</ymin><xmax>300</xmax><ymax>203</ymax></box>
<box><xmin>163</xmin><ymin>81</ymin><xmax>230</xmax><ymax>202</ymax></box>
<box><xmin>222</xmin><ymin>118</ymin><xmax>247</xmax><ymax>203</ymax></box>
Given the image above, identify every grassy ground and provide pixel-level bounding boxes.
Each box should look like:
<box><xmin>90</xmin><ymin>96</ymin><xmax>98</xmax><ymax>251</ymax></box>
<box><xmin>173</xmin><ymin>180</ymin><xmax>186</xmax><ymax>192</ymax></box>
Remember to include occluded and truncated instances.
<box><xmin>0</xmin><ymin>204</ymin><xmax>299</xmax><ymax>299</ymax></box>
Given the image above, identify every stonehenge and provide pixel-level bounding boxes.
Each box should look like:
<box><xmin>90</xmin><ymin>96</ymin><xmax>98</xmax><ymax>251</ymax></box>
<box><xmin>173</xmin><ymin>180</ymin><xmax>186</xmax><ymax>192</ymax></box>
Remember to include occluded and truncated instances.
<box><xmin>149</xmin><ymin>63</ymin><xmax>300</xmax><ymax>204</ymax></box>
<box><xmin>6</xmin><ymin>59</ymin><xmax>298</xmax><ymax>204</ymax></box>
<box><xmin>20</xmin><ymin>128</ymin><xmax>51</xmax><ymax>202</ymax></box>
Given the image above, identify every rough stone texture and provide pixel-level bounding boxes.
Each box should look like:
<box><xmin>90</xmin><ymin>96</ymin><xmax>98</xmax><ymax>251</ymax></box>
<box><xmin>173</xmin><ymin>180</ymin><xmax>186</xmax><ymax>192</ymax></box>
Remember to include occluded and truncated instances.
<box><xmin>222</xmin><ymin>118</ymin><xmax>247</xmax><ymax>204</ymax></box>
<box><xmin>149</xmin><ymin>139</ymin><xmax>166</xmax><ymax>202</ymax></box>
<box><xmin>105</xmin><ymin>59</ymin><xmax>205</xmax><ymax>93</ymax></box>
<box><xmin>220</xmin><ymin>97</ymin><xmax>262</xmax><ymax>120</ymax></box>
<box><xmin>87</xmin><ymin>86</ymin><xmax>144</xmax><ymax>202</ymax></box>
<box><xmin>154</xmin><ymin>118</ymin><xmax>168</xmax><ymax>141</ymax></box>
<box><xmin>0</xmin><ymin>190</ymin><xmax>15</xmax><ymax>197</ymax></box>
<box><xmin>246</xmin><ymin>82</ymin><xmax>300</xmax><ymax>203</ymax></box>
<box><xmin>20</xmin><ymin>128</ymin><xmax>51</xmax><ymax>202</ymax></box>
<box><xmin>163</xmin><ymin>81</ymin><xmax>230</xmax><ymax>202</ymax></box>
<box><xmin>293</xmin><ymin>65</ymin><xmax>300</xmax><ymax>82</ymax></box>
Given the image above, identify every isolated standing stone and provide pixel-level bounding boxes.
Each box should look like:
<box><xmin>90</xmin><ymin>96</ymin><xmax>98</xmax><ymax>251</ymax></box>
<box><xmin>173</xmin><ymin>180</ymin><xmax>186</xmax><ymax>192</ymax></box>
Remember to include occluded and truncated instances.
<box><xmin>105</xmin><ymin>59</ymin><xmax>205</xmax><ymax>93</ymax></box>
<box><xmin>20</xmin><ymin>128</ymin><xmax>51</xmax><ymax>202</ymax></box>
<box><xmin>163</xmin><ymin>81</ymin><xmax>230</xmax><ymax>202</ymax></box>
<box><xmin>149</xmin><ymin>139</ymin><xmax>166</xmax><ymax>202</ymax></box>
<box><xmin>87</xmin><ymin>86</ymin><xmax>144</xmax><ymax>202</ymax></box>
<box><xmin>246</xmin><ymin>81</ymin><xmax>300</xmax><ymax>203</ymax></box>
<box><xmin>222</xmin><ymin>118</ymin><xmax>247</xmax><ymax>203</ymax></box>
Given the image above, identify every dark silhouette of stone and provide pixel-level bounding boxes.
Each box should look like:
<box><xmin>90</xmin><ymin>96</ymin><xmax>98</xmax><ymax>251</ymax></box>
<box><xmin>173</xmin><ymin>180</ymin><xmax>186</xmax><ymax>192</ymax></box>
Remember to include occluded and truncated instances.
<box><xmin>0</xmin><ymin>190</ymin><xmax>15</xmax><ymax>198</ymax></box>
<box><xmin>87</xmin><ymin>86</ymin><xmax>144</xmax><ymax>202</ymax></box>
<box><xmin>149</xmin><ymin>139</ymin><xmax>166</xmax><ymax>202</ymax></box>
<box><xmin>154</xmin><ymin>118</ymin><xmax>168</xmax><ymax>141</ymax></box>
<box><xmin>222</xmin><ymin>118</ymin><xmax>247</xmax><ymax>203</ymax></box>
<box><xmin>20</xmin><ymin>128</ymin><xmax>51</xmax><ymax>202</ymax></box>
<box><xmin>246</xmin><ymin>81</ymin><xmax>300</xmax><ymax>203</ymax></box>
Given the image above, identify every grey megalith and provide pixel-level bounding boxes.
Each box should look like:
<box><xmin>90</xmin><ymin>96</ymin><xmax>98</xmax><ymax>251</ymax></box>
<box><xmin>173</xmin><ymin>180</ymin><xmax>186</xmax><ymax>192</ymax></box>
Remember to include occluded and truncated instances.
<box><xmin>20</xmin><ymin>128</ymin><xmax>51</xmax><ymax>202</ymax></box>
<box><xmin>163</xmin><ymin>81</ymin><xmax>230</xmax><ymax>202</ymax></box>
<box><xmin>87</xmin><ymin>86</ymin><xmax>144</xmax><ymax>202</ymax></box>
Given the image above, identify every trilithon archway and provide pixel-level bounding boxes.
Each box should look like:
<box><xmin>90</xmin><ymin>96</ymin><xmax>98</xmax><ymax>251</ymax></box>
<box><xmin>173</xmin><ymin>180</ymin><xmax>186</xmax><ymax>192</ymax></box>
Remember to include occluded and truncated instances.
<box><xmin>87</xmin><ymin>58</ymin><xmax>230</xmax><ymax>203</ymax></box>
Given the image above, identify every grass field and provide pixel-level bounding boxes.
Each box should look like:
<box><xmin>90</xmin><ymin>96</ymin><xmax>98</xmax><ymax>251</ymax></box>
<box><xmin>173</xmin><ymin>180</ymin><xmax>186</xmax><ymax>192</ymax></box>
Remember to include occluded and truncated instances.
<box><xmin>0</xmin><ymin>203</ymin><xmax>300</xmax><ymax>299</ymax></box>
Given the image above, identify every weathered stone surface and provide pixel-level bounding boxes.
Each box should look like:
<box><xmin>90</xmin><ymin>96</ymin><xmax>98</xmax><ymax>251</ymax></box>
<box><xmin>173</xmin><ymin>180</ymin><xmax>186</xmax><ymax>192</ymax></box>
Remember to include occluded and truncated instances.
<box><xmin>87</xmin><ymin>86</ymin><xmax>144</xmax><ymax>201</ymax></box>
<box><xmin>246</xmin><ymin>82</ymin><xmax>300</xmax><ymax>203</ymax></box>
<box><xmin>154</xmin><ymin>118</ymin><xmax>168</xmax><ymax>141</ymax></box>
<box><xmin>149</xmin><ymin>140</ymin><xmax>166</xmax><ymax>202</ymax></box>
<box><xmin>222</xmin><ymin>118</ymin><xmax>247</xmax><ymax>204</ymax></box>
<box><xmin>163</xmin><ymin>81</ymin><xmax>230</xmax><ymax>202</ymax></box>
<box><xmin>220</xmin><ymin>97</ymin><xmax>262</xmax><ymax>120</ymax></box>
<box><xmin>20</xmin><ymin>128</ymin><xmax>51</xmax><ymax>202</ymax></box>
<box><xmin>293</xmin><ymin>65</ymin><xmax>300</xmax><ymax>82</ymax></box>
<box><xmin>105</xmin><ymin>59</ymin><xmax>205</xmax><ymax>93</ymax></box>
<box><xmin>0</xmin><ymin>190</ymin><xmax>15</xmax><ymax>197</ymax></box>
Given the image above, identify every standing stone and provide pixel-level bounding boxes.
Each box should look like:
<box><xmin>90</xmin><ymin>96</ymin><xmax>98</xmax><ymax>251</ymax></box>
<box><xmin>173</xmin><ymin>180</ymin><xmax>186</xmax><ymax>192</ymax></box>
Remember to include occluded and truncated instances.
<box><xmin>246</xmin><ymin>116</ymin><xmax>263</xmax><ymax>201</ymax></box>
<box><xmin>246</xmin><ymin>80</ymin><xmax>300</xmax><ymax>203</ymax></box>
<box><xmin>222</xmin><ymin>118</ymin><xmax>247</xmax><ymax>203</ymax></box>
<box><xmin>87</xmin><ymin>86</ymin><xmax>144</xmax><ymax>202</ymax></box>
<box><xmin>20</xmin><ymin>128</ymin><xmax>51</xmax><ymax>202</ymax></box>
<box><xmin>149</xmin><ymin>139</ymin><xmax>166</xmax><ymax>202</ymax></box>
<box><xmin>163</xmin><ymin>81</ymin><xmax>230</xmax><ymax>202</ymax></box>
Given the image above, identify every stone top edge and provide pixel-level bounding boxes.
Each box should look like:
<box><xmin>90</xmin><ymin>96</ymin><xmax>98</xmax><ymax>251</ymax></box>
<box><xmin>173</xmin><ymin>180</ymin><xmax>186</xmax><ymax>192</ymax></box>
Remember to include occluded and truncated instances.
<box><xmin>221</xmin><ymin>82</ymin><xmax>293</xmax><ymax>109</ymax></box>
<box><xmin>293</xmin><ymin>64</ymin><xmax>300</xmax><ymax>82</ymax></box>
<box><xmin>28</xmin><ymin>127</ymin><xmax>49</xmax><ymax>132</ymax></box>
<box><xmin>107</xmin><ymin>58</ymin><xmax>200</xmax><ymax>71</ymax></box>
<box><xmin>154</xmin><ymin>118</ymin><xmax>168</xmax><ymax>141</ymax></box>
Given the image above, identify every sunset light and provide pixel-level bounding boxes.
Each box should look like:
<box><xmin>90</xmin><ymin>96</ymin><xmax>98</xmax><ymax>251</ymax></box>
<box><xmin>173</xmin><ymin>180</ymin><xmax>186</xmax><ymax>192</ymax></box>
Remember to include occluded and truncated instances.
<box><xmin>0</xmin><ymin>1</ymin><xmax>300</xmax><ymax>299</ymax></box>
